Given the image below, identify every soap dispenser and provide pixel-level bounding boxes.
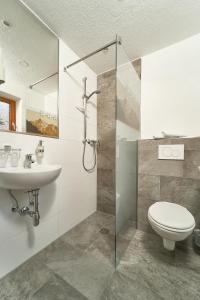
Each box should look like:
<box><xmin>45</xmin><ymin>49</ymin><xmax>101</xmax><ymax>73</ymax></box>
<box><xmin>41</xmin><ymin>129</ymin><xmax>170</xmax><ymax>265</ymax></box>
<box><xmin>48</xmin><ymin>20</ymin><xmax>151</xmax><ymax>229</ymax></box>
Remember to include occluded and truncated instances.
<box><xmin>35</xmin><ymin>140</ymin><xmax>44</xmax><ymax>164</ymax></box>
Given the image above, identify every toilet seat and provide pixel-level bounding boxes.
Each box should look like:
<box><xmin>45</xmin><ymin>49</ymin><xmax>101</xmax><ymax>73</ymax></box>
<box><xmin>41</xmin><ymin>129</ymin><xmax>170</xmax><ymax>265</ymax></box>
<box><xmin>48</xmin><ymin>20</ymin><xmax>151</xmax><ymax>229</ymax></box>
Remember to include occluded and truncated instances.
<box><xmin>148</xmin><ymin>202</ymin><xmax>195</xmax><ymax>231</ymax></box>
<box><xmin>148</xmin><ymin>214</ymin><xmax>194</xmax><ymax>232</ymax></box>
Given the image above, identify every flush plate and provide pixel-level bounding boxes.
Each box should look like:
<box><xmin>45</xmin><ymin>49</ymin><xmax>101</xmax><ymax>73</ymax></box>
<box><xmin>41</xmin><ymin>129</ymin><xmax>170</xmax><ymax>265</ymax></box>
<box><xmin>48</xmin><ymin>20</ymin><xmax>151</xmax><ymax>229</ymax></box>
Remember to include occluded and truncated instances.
<box><xmin>158</xmin><ymin>144</ymin><xmax>184</xmax><ymax>160</ymax></box>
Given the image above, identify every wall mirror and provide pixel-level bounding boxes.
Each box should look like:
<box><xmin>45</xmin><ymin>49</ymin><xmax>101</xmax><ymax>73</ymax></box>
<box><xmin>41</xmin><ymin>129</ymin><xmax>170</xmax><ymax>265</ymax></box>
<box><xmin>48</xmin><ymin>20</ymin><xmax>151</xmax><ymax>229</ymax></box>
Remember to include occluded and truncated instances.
<box><xmin>0</xmin><ymin>0</ymin><xmax>59</xmax><ymax>138</ymax></box>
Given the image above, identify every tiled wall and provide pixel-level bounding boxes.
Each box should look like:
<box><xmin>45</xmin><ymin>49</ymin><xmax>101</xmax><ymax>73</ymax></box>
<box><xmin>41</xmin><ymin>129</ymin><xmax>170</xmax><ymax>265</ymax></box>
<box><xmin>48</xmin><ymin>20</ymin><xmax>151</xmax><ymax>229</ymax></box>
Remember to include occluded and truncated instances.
<box><xmin>97</xmin><ymin>60</ymin><xmax>141</xmax><ymax>216</ymax></box>
<box><xmin>116</xmin><ymin>59</ymin><xmax>141</xmax><ymax>230</ymax></box>
<box><xmin>97</xmin><ymin>70</ymin><xmax>116</xmax><ymax>215</ymax></box>
<box><xmin>138</xmin><ymin>137</ymin><xmax>200</xmax><ymax>234</ymax></box>
<box><xmin>0</xmin><ymin>40</ymin><xmax>97</xmax><ymax>279</ymax></box>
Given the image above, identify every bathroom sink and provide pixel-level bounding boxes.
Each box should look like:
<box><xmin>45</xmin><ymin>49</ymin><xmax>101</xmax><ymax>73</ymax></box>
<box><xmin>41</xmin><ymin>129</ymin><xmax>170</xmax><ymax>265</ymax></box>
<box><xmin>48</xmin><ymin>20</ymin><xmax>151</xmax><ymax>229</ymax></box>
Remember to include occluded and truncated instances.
<box><xmin>0</xmin><ymin>164</ymin><xmax>62</xmax><ymax>190</ymax></box>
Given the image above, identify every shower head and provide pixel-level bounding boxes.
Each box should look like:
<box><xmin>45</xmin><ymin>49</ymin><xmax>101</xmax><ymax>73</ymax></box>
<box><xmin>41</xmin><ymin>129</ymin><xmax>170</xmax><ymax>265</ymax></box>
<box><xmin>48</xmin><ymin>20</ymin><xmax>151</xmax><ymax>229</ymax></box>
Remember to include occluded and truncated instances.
<box><xmin>87</xmin><ymin>90</ymin><xmax>101</xmax><ymax>101</ymax></box>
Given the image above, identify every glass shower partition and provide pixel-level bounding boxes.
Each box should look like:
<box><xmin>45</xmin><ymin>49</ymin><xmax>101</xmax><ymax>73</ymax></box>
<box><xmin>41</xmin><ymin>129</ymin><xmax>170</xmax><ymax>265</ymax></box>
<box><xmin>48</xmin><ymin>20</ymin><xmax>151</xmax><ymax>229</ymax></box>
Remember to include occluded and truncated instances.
<box><xmin>115</xmin><ymin>42</ymin><xmax>141</xmax><ymax>264</ymax></box>
<box><xmin>84</xmin><ymin>35</ymin><xmax>141</xmax><ymax>267</ymax></box>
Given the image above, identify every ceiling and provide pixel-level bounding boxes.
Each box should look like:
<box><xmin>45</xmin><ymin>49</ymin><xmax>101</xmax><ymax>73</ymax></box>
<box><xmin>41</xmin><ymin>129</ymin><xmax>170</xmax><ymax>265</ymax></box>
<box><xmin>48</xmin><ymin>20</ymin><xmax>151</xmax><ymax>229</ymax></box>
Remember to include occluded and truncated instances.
<box><xmin>22</xmin><ymin>0</ymin><xmax>200</xmax><ymax>74</ymax></box>
<box><xmin>0</xmin><ymin>0</ymin><xmax>58</xmax><ymax>95</ymax></box>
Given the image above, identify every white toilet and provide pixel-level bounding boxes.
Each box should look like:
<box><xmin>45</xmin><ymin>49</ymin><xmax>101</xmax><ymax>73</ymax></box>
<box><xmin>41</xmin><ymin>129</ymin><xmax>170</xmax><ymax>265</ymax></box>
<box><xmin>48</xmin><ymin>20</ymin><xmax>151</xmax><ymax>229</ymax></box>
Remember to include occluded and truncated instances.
<box><xmin>148</xmin><ymin>202</ymin><xmax>195</xmax><ymax>251</ymax></box>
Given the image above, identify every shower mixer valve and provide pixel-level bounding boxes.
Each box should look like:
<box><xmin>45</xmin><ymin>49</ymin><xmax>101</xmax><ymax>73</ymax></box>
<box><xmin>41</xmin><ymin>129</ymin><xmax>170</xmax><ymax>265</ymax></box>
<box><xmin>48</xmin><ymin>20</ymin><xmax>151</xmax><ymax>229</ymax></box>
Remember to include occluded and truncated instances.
<box><xmin>83</xmin><ymin>138</ymin><xmax>99</xmax><ymax>146</ymax></box>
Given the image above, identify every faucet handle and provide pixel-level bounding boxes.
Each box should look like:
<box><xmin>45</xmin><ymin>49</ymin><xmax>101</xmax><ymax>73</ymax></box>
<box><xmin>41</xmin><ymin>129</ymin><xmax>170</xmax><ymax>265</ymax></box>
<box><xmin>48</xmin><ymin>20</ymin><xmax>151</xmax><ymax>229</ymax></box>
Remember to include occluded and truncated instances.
<box><xmin>24</xmin><ymin>154</ymin><xmax>35</xmax><ymax>169</ymax></box>
<box><xmin>4</xmin><ymin>145</ymin><xmax>12</xmax><ymax>153</ymax></box>
<box><xmin>26</xmin><ymin>154</ymin><xmax>34</xmax><ymax>162</ymax></box>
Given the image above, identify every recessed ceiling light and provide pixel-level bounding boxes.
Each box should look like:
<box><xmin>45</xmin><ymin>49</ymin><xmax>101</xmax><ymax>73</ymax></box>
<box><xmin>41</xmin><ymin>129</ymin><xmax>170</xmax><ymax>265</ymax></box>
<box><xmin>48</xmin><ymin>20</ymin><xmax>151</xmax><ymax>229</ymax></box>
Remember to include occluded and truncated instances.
<box><xmin>1</xmin><ymin>20</ymin><xmax>12</xmax><ymax>28</ymax></box>
<box><xmin>18</xmin><ymin>60</ymin><xmax>29</xmax><ymax>68</ymax></box>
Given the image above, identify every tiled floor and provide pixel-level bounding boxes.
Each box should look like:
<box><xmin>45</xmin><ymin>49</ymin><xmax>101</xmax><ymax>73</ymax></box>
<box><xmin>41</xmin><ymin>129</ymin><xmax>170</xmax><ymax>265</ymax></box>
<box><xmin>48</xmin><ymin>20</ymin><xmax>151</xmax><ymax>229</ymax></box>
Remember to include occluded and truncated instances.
<box><xmin>0</xmin><ymin>211</ymin><xmax>200</xmax><ymax>300</ymax></box>
<box><xmin>103</xmin><ymin>231</ymin><xmax>200</xmax><ymax>300</ymax></box>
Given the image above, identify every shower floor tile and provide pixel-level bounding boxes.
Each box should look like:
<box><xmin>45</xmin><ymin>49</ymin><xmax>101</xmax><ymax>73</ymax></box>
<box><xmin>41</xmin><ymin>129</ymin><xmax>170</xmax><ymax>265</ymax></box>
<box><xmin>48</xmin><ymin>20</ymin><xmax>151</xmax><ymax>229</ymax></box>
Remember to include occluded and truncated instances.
<box><xmin>60</xmin><ymin>211</ymin><xmax>115</xmax><ymax>251</ymax></box>
<box><xmin>51</xmin><ymin>250</ymin><xmax>113</xmax><ymax>300</ymax></box>
<box><xmin>36</xmin><ymin>213</ymin><xmax>115</xmax><ymax>300</ymax></box>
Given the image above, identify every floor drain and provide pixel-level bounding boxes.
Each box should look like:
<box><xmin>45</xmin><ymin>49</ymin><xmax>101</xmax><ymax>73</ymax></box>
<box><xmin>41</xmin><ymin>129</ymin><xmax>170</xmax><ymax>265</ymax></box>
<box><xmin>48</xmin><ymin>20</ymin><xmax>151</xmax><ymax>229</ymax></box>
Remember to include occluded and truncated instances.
<box><xmin>100</xmin><ymin>228</ymin><xmax>110</xmax><ymax>235</ymax></box>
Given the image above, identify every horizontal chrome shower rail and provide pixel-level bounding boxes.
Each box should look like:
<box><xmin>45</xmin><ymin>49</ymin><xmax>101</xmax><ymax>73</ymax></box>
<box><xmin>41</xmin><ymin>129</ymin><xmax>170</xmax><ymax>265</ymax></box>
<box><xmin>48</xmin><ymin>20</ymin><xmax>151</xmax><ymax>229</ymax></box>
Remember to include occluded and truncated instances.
<box><xmin>64</xmin><ymin>36</ymin><xmax>121</xmax><ymax>70</ymax></box>
<box><xmin>29</xmin><ymin>72</ymin><xmax>58</xmax><ymax>89</ymax></box>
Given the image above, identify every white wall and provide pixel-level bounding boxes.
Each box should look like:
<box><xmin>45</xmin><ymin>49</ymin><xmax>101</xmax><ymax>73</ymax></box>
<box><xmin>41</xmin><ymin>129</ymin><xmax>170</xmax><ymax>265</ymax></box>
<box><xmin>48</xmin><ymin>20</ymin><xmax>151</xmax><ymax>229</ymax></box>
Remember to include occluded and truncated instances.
<box><xmin>141</xmin><ymin>33</ymin><xmax>200</xmax><ymax>139</ymax></box>
<box><xmin>0</xmin><ymin>39</ymin><xmax>97</xmax><ymax>279</ymax></box>
<box><xmin>44</xmin><ymin>91</ymin><xmax>58</xmax><ymax>115</ymax></box>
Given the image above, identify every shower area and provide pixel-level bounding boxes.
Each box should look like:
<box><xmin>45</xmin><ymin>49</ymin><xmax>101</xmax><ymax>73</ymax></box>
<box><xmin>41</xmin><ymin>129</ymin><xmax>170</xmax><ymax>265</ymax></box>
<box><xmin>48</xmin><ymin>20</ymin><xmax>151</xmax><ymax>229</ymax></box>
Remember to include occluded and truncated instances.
<box><xmin>65</xmin><ymin>36</ymin><xmax>141</xmax><ymax>266</ymax></box>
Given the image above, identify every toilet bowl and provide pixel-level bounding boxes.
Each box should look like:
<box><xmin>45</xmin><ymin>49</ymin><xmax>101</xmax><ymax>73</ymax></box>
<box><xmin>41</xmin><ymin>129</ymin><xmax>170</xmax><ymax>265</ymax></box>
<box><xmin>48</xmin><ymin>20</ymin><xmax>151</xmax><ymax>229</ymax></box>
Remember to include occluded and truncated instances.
<box><xmin>148</xmin><ymin>202</ymin><xmax>195</xmax><ymax>251</ymax></box>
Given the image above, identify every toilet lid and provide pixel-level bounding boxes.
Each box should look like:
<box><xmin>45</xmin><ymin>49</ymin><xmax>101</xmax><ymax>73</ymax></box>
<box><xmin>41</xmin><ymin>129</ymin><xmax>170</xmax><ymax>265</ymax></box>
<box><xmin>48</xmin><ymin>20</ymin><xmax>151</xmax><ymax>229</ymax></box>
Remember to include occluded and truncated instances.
<box><xmin>148</xmin><ymin>202</ymin><xmax>195</xmax><ymax>230</ymax></box>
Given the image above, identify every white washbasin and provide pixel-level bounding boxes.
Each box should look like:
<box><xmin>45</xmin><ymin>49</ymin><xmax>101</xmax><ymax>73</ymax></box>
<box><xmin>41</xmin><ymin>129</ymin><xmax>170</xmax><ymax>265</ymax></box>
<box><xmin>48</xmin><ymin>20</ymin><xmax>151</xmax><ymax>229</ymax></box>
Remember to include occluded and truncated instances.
<box><xmin>0</xmin><ymin>164</ymin><xmax>62</xmax><ymax>190</ymax></box>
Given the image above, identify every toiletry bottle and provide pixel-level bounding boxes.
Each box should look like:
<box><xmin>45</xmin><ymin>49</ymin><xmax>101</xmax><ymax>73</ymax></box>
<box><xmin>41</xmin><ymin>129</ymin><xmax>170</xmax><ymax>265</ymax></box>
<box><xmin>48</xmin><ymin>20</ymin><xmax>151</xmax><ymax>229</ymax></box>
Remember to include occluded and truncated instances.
<box><xmin>35</xmin><ymin>140</ymin><xmax>44</xmax><ymax>164</ymax></box>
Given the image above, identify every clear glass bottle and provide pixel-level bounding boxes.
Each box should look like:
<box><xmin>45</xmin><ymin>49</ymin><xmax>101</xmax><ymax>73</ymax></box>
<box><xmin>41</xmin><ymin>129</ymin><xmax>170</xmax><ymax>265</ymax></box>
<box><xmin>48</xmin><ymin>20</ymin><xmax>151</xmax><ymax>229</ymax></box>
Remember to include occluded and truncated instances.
<box><xmin>0</xmin><ymin>149</ymin><xmax>8</xmax><ymax>168</ymax></box>
<box><xmin>10</xmin><ymin>149</ymin><xmax>21</xmax><ymax>167</ymax></box>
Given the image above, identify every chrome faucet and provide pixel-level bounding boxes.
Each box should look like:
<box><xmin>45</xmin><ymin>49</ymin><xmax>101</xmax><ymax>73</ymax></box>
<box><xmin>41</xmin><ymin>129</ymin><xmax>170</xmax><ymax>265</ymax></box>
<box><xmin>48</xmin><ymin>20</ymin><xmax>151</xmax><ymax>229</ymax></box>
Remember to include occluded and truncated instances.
<box><xmin>24</xmin><ymin>154</ymin><xmax>34</xmax><ymax>169</ymax></box>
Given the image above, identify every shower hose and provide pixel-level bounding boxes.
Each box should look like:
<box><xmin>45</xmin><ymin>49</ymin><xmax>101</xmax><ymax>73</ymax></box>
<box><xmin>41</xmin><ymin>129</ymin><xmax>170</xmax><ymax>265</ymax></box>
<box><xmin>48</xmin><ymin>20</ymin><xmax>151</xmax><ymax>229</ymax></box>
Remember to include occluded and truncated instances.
<box><xmin>82</xmin><ymin>141</ymin><xmax>97</xmax><ymax>173</ymax></box>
